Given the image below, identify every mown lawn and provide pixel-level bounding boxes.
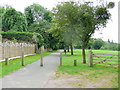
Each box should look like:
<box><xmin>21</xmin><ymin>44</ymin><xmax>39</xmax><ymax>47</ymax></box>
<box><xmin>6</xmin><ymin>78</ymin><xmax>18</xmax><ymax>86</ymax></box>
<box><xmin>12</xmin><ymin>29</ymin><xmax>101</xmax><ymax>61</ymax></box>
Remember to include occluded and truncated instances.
<box><xmin>56</xmin><ymin>49</ymin><xmax>118</xmax><ymax>88</ymax></box>
<box><xmin>0</xmin><ymin>50</ymin><xmax>57</xmax><ymax>77</ymax></box>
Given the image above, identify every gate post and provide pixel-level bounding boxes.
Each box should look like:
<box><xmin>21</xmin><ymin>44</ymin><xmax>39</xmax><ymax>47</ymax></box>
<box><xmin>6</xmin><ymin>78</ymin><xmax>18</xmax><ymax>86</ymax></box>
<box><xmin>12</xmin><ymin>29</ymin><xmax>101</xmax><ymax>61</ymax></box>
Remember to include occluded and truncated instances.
<box><xmin>40</xmin><ymin>47</ymin><xmax>43</xmax><ymax>67</ymax></box>
<box><xmin>21</xmin><ymin>43</ymin><xmax>24</xmax><ymax>66</ymax></box>
<box><xmin>60</xmin><ymin>52</ymin><xmax>62</xmax><ymax>66</ymax></box>
<box><xmin>88</xmin><ymin>50</ymin><xmax>93</xmax><ymax>67</ymax></box>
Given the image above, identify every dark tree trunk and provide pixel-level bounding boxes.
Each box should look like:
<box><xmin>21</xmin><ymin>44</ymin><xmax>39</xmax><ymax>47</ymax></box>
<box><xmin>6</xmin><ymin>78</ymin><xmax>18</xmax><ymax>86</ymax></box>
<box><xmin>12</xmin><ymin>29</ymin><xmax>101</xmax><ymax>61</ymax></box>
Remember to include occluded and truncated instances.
<box><xmin>64</xmin><ymin>48</ymin><xmax>66</xmax><ymax>54</ymax></box>
<box><xmin>35</xmin><ymin>44</ymin><xmax>39</xmax><ymax>54</ymax></box>
<box><xmin>70</xmin><ymin>44</ymin><xmax>73</xmax><ymax>55</ymax></box>
<box><xmin>67</xmin><ymin>46</ymin><xmax>69</xmax><ymax>52</ymax></box>
<box><xmin>82</xmin><ymin>42</ymin><xmax>86</xmax><ymax>64</ymax></box>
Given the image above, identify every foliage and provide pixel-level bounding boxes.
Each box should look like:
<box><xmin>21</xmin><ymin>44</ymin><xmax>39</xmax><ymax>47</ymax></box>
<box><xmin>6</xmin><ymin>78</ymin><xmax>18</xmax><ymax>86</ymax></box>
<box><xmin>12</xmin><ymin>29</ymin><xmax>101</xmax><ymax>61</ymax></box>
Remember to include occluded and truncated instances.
<box><xmin>24</xmin><ymin>3</ymin><xmax>52</xmax><ymax>26</ymax></box>
<box><xmin>1</xmin><ymin>6</ymin><xmax>27</xmax><ymax>32</ymax></box>
<box><xmin>43</xmin><ymin>33</ymin><xmax>60</xmax><ymax>50</ymax></box>
<box><xmin>24</xmin><ymin>3</ymin><xmax>58</xmax><ymax>49</ymax></box>
<box><xmin>0</xmin><ymin>7</ymin><xmax>5</xmax><ymax>31</ymax></box>
<box><xmin>51</xmin><ymin>2</ymin><xmax>83</xmax><ymax>55</ymax></box>
<box><xmin>101</xmin><ymin>41</ymin><xmax>119</xmax><ymax>51</ymax></box>
<box><xmin>52</xmin><ymin>2</ymin><xmax>80</xmax><ymax>44</ymax></box>
<box><xmin>92</xmin><ymin>39</ymin><xmax>104</xmax><ymax>49</ymax></box>
<box><xmin>107</xmin><ymin>2</ymin><xmax>115</xmax><ymax>9</ymax></box>
<box><xmin>28</xmin><ymin>21</ymin><xmax>59</xmax><ymax>49</ymax></box>
<box><xmin>28</xmin><ymin>20</ymin><xmax>50</xmax><ymax>33</ymax></box>
<box><xmin>75</xmin><ymin>38</ymin><xmax>119</xmax><ymax>51</ymax></box>
<box><xmin>1</xmin><ymin>31</ymin><xmax>44</xmax><ymax>46</ymax></box>
<box><xmin>1</xmin><ymin>4</ymin><xmax>60</xmax><ymax>49</ymax></box>
<box><xmin>51</xmin><ymin>1</ymin><xmax>114</xmax><ymax>63</ymax></box>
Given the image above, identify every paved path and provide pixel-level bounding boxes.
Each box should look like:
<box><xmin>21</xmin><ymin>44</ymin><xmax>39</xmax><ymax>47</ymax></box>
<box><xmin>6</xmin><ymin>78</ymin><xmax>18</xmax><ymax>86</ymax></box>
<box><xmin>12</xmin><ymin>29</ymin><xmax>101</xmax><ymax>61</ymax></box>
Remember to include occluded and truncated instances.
<box><xmin>1</xmin><ymin>50</ymin><xmax>63</xmax><ymax>88</ymax></box>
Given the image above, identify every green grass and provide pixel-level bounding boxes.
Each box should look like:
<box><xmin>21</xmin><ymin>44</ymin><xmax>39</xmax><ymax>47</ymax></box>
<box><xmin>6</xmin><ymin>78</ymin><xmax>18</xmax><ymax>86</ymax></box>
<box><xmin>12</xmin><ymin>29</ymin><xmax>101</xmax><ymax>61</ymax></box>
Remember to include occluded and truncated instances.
<box><xmin>0</xmin><ymin>50</ymin><xmax>57</xmax><ymax>77</ymax></box>
<box><xmin>57</xmin><ymin>49</ymin><xmax>118</xmax><ymax>88</ymax></box>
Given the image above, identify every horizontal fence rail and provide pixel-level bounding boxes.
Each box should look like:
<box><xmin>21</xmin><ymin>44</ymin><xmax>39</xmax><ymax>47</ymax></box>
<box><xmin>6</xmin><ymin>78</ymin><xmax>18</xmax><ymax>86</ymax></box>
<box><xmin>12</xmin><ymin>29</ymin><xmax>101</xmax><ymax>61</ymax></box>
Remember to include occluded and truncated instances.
<box><xmin>92</xmin><ymin>53</ymin><xmax>118</xmax><ymax>55</ymax></box>
<box><xmin>88</xmin><ymin>50</ymin><xmax>119</xmax><ymax>68</ymax></box>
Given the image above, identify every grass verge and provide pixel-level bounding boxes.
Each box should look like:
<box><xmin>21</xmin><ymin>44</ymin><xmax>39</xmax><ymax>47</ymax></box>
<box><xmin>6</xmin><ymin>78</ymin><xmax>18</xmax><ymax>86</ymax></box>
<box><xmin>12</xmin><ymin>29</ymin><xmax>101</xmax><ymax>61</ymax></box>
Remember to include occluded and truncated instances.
<box><xmin>56</xmin><ymin>49</ymin><xmax>118</xmax><ymax>88</ymax></box>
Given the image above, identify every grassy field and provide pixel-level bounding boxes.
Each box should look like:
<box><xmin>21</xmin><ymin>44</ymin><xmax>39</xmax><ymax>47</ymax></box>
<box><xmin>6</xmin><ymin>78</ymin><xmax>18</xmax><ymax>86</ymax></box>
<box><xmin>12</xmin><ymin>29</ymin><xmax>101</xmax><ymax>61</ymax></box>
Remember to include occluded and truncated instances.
<box><xmin>55</xmin><ymin>49</ymin><xmax>118</xmax><ymax>88</ymax></box>
<box><xmin>0</xmin><ymin>50</ymin><xmax>56</xmax><ymax>77</ymax></box>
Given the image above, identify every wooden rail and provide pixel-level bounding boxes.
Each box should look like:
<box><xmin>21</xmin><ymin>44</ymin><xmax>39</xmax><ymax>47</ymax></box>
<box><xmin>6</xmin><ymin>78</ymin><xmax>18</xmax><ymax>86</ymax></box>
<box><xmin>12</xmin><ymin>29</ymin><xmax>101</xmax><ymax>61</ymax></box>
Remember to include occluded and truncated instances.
<box><xmin>92</xmin><ymin>53</ymin><xmax>118</xmax><ymax>56</ymax></box>
<box><xmin>88</xmin><ymin>50</ymin><xmax>119</xmax><ymax>68</ymax></box>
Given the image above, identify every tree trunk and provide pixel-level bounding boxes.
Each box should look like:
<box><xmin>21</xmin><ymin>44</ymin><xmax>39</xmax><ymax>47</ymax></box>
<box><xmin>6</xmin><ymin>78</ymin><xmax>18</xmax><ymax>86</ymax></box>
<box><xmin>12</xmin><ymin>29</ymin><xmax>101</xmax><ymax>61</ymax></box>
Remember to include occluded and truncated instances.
<box><xmin>82</xmin><ymin>42</ymin><xmax>86</xmax><ymax>64</ymax></box>
<box><xmin>35</xmin><ymin>44</ymin><xmax>39</xmax><ymax>54</ymax></box>
<box><xmin>40</xmin><ymin>48</ymin><xmax>43</xmax><ymax>67</ymax></box>
<box><xmin>67</xmin><ymin>46</ymin><xmax>69</xmax><ymax>52</ymax></box>
<box><xmin>21</xmin><ymin>43</ymin><xmax>24</xmax><ymax>66</ymax></box>
<box><xmin>70</xmin><ymin>44</ymin><xmax>73</xmax><ymax>55</ymax></box>
<box><xmin>64</xmin><ymin>47</ymin><xmax>66</xmax><ymax>54</ymax></box>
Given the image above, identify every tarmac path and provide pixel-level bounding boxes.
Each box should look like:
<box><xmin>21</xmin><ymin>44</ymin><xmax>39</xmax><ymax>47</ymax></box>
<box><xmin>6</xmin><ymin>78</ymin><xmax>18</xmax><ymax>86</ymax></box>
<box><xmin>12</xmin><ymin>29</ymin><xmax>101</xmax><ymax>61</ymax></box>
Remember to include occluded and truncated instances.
<box><xmin>1</xmin><ymin>50</ymin><xmax>63</xmax><ymax>88</ymax></box>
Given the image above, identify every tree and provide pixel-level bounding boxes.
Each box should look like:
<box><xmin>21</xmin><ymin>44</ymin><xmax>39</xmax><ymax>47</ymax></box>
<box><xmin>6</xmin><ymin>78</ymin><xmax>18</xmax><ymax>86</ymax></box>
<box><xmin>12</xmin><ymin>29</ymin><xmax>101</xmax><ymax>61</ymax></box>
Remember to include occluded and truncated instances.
<box><xmin>25</xmin><ymin>3</ymin><xmax>60</xmax><ymax>49</ymax></box>
<box><xmin>76</xmin><ymin>3</ymin><xmax>96</xmax><ymax>63</ymax></box>
<box><xmin>74</xmin><ymin>2</ymin><xmax>114</xmax><ymax>63</ymax></box>
<box><xmin>92</xmin><ymin>39</ymin><xmax>104</xmax><ymax>49</ymax></box>
<box><xmin>2</xmin><ymin>6</ymin><xmax>27</xmax><ymax>32</ymax></box>
<box><xmin>51</xmin><ymin>1</ymin><xmax>114</xmax><ymax>63</ymax></box>
<box><xmin>0</xmin><ymin>7</ymin><xmax>5</xmax><ymax>31</ymax></box>
<box><xmin>51</xmin><ymin>2</ymin><xmax>80</xmax><ymax>55</ymax></box>
<box><xmin>101</xmin><ymin>41</ymin><xmax>119</xmax><ymax>51</ymax></box>
<box><xmin>24</xmin><ymin>3</ymin><xmax>52</xmax><ymax>26</ymax></box>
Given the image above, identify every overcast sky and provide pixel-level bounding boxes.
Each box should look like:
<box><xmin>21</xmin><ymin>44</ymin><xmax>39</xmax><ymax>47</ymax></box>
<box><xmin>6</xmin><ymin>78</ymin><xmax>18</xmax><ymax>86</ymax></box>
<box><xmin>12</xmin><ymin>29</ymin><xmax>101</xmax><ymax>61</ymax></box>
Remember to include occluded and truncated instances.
<box><xmin>0</xmin><ymin>0</ymin><xmax>119</xmax><ymax>43</ymax></box>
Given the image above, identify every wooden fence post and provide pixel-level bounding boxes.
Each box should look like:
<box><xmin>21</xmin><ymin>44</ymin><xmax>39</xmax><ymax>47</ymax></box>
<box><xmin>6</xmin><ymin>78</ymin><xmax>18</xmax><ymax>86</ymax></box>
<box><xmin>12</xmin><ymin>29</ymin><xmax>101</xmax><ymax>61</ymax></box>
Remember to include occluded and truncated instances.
<box><xmin>5</xmin><ymin>58</ymin><xmax>9</xmax><ymax>65</ymax></box>
<box><xmin>60</xmin><ymin>52</ymin><xmax>62</xmax><ymax>66</ymax></box>
<box><xmin>3</xmin><ymin>42</ymin><xmax>4</xmax><ymax>60</ymax></box>
<box><xmin>88</xmin><ymin>50</ymin><xmax>93</xmax><ymax>67</ymax></box>
<box><xmin>74</xmin><ymin>60</ymin><xmax>77</xmax><ymax>66</ymax></box>
<box><xmin>40</xmin><ymin>48</ymin><xmax>43</xmax><ymax>67</ymax></box>
<box><xmin>21</xmin><ymin>43</ymin><xmax>24</xmax><ymax>66</ymax></box>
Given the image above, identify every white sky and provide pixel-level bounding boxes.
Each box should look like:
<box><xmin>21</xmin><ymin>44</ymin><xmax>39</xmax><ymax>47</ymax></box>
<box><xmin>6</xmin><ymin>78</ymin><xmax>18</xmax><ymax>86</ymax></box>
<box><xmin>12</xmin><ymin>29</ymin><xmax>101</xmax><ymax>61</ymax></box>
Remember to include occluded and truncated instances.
<box><xmin>0</xmin><ymin>0</ymin><xmax>119</xmax><ymax>43</ymax></box>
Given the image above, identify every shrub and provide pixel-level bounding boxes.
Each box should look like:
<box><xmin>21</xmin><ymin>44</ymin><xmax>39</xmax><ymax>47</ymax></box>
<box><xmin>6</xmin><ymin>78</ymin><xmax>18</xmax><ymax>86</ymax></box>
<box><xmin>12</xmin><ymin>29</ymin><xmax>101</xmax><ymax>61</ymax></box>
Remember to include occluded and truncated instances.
<box><xmin>0</xmin><ymin>31</ymin><xmax>44</xmax><ymax>46</ymax></box>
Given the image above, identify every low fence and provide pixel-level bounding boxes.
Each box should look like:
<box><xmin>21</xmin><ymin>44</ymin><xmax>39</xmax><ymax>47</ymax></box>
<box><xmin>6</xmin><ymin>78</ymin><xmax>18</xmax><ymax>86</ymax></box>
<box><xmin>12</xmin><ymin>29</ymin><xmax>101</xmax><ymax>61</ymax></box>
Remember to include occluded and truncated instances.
<box><xmin>0</xmin><ymin>42</ymin><xmax>35</xmax><ymax>60</ymax></box>
<box><xmin>88</xmin><ymin>50</ymin><xmax>119</xmax><ymax>68</ymax></box>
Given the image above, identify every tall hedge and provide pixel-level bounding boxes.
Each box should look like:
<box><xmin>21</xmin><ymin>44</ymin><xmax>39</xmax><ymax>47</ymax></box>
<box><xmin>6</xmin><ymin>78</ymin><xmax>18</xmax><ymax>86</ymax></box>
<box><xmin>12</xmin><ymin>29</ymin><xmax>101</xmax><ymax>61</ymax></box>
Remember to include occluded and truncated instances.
<box><xmin>1</xmin><ymin>31</ymin><xmax>44</xmax><ymax>46</ymax></box>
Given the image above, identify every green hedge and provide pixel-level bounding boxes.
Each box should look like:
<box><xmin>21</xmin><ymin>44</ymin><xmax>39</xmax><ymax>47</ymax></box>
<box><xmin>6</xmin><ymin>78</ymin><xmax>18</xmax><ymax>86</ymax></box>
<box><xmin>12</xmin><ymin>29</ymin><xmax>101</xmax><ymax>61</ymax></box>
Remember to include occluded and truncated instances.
<box><xmin>0</xmin><ymin>31</ymin><xmax>44</xmax><ymax>46</ymax></box>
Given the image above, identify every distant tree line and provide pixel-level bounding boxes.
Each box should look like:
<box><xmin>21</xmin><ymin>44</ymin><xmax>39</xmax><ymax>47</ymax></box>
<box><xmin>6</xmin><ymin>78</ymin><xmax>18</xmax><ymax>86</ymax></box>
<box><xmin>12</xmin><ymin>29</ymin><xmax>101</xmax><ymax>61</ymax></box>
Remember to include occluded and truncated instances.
<box><xmin>75</xmin><ymin>38</ymin><xmax>119</xmax><ymax>51</ymax></box>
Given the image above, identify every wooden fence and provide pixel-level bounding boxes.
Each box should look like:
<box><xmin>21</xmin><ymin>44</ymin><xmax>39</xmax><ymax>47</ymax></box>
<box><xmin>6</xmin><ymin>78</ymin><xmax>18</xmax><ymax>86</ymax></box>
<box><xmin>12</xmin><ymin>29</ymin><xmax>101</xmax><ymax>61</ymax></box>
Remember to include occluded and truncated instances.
<box><xmin>0</xmin><ymin>42</ymin><xmax>35</xmax><ymax>60</ymax></box>
<box><xmin>88</xmin><ymin>50</ymin><xmax>119</xmax><ymax>68</ymax></box>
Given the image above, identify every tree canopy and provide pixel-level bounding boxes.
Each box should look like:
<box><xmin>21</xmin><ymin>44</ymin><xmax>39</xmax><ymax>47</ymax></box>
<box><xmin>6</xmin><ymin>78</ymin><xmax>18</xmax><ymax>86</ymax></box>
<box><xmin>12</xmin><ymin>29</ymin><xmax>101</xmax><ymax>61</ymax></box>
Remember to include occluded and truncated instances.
<box><xmin>24</xmin><ymin>3</ymin><xmax>52</xmax><ymax>26</ymax></box>
<box><xmin>1</xmin><ymin>6</ymin><xmax>27</xmax><ymax>32</ymax></box>
<box><xmin>50</xmin><ymin>1</ymin><xmax>114</xmax><ymax>63</ymax></box>
<box><xmin>0</xmin><ymin>1</ymin><xmax>115</xmax><ymax>59</ymax></box>
<box><xmin>24</xmin><ymin>3</ymin><xmax>59</xmax><ymax>49</ymax></box>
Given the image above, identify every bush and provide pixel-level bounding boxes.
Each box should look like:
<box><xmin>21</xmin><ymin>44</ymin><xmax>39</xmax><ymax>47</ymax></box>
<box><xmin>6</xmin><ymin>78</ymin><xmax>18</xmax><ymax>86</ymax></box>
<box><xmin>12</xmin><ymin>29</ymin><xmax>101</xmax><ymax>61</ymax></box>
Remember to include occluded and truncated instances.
<box><xmin>92</xmin><ymin>39</ymin><xmax>104</xmax><ymax>50</ymax></box>
<box><xmin>0</xmin><ymin>31</ymin><xmax>44</xmax><ymax>46</ymax></box>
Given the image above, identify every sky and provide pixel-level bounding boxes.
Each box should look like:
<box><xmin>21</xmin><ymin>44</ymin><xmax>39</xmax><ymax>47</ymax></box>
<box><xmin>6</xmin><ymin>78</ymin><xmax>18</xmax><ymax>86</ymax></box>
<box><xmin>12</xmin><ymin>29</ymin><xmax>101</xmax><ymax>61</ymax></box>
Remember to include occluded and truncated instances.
<box><xmin>0</xmin><ymin>0</ymin><xmax>119</xmax><ymax>43</ymax></box>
